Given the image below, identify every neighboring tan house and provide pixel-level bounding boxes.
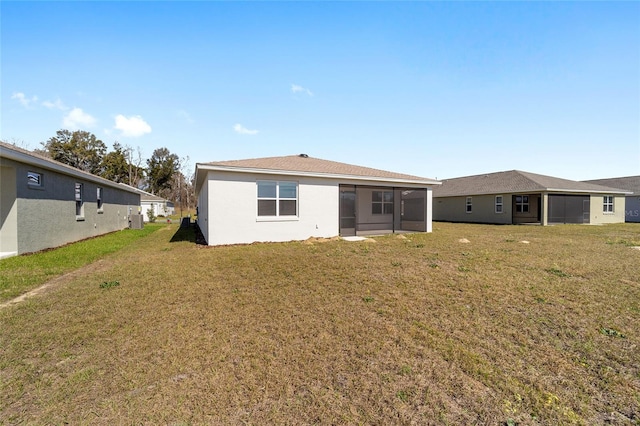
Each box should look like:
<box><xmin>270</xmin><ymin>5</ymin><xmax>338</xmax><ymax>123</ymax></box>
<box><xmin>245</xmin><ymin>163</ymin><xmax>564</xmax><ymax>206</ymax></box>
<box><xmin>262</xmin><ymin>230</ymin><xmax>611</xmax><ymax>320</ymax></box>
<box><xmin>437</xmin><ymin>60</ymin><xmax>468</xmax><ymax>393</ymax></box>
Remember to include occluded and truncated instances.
<box><xmin>0</xmin><ymin>142</ymin><xmax>141</xmax><ymax>258</ymax></box>
<box><xmin>195</xmin><ymin>154</ymin><xmax>440</xmax><ymax>246</ymax></box>
<box><xmin>582</xmin><ymin>176</ymin><xmax>640</xmax><ymax>223</ymax></box>
<box><xmin>432</xmin><ymin>170</ymin><xmax>629</xmax><ymax>225</ymax></box>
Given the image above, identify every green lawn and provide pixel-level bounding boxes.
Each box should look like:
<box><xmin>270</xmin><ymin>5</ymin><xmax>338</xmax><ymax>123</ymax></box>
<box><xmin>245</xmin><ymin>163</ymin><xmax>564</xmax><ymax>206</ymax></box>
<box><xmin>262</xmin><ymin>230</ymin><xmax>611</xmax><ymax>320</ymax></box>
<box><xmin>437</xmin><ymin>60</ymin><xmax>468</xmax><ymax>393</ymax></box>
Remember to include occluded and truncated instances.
<box><xmin>1</xmin><ymin>222</ymin><xmax>639</xmax><ymax>424</ymax></box>
<box><xmin>0</xmin><ymin>223</ymin><xmax>163</xmax><ymax>302</ymax></box>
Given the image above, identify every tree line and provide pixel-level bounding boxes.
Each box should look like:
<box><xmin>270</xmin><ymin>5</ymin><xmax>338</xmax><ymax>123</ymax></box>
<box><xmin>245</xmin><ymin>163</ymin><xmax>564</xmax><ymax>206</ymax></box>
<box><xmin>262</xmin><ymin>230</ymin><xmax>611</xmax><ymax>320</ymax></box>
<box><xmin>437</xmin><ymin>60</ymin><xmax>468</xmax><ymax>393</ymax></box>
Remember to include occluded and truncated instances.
<box><xmin>37</xmin><ymin>129</ymin><xmax>194</xmax><ymax>213</ymax></box>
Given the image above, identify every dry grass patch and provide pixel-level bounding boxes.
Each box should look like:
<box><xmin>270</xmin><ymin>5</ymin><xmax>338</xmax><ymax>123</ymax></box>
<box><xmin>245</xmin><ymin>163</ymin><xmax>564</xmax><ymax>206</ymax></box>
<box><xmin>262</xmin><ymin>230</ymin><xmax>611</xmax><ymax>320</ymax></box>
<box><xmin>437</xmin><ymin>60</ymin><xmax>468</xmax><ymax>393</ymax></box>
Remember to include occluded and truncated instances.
<box><xmin>1</xmin><ymin>222</ymin><xmax>639</xmax><ymax>424</ymax></box>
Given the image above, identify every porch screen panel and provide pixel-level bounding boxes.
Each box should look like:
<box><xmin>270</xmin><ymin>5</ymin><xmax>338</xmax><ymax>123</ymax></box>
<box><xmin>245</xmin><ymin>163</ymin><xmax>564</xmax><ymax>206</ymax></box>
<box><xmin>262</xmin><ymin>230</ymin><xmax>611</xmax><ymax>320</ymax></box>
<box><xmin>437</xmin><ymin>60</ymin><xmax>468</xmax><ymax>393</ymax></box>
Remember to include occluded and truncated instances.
<box><xmin>401</xmin><ymin>191</ymin><xmax>425</xmax><ymax>221</ymax></box>
<box><xmin>548</xmin><ymin>195</ymin><xmax>589</xmax><ymax>224</ymax></box>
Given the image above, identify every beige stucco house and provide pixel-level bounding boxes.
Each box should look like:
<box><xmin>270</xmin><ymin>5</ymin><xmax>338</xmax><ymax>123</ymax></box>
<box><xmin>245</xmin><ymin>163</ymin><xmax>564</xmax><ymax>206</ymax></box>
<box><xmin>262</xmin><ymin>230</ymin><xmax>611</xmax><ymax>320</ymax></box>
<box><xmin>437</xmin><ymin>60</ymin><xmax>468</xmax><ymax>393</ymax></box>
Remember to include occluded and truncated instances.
<box><xmin>583</xmin><ymin>176</ymin><xmax>640</xmax><ymax>223</ymax></box>
<box><xmin>432</xmin><ymin>170</ymin><xmax>629</xmax><ymax>225</ymax></box>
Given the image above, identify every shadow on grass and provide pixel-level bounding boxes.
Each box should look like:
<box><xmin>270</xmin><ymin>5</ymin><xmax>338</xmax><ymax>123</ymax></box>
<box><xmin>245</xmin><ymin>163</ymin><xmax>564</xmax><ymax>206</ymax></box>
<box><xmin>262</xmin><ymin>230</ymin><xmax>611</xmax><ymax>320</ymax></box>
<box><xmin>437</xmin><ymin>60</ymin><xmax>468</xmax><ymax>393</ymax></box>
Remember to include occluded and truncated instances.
<box><xmin>169</xmin><ymin>223</ymin><xmax>207</xmax><ymax>245</ymax></box>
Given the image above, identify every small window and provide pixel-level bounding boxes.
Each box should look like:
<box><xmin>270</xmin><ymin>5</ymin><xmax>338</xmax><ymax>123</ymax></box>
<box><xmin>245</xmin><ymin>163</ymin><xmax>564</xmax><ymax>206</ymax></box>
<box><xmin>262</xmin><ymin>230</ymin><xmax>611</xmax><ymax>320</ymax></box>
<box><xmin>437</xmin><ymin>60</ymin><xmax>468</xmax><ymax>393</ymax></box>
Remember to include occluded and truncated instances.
<box><xmin>372</xmin><ymin>191</ymin><xmax>393</xmax><ymax>215</ymax></box>
<box><xmin>495</xmin><ymin>196</ymin><xmax>503</xmax><ymax>213</ymax></box>
<box><xmin>466</xmin><ymin>197</ymin><xmax>472</xmax><ymax>213</ymax></box>
<box><xmin>603</xmin><ymin>196</ymin><xmax>614</xmax><ymax>213</ymax></box>
<box><xmin>515</xmin><ymin>195</ymin><xmax>529</xmax><ymax>213</ymax></box>
<box><xmin>257</xmin><ymin>180</ymin><xmax>298</xmax><ymax>217</ymax></box>
<box><xmin>75</xmin><ymin>183</ymin><xmax>84</xmax><ymax>219</ymax></box>
<box><xmin>97</xmin><ymin>187</ymin><xmax>104</xmax><ymax>212</ymax></box>
<box><xmin>27</xmin><ymin>171</ymin><xmax>42</xmax><ymax>187</ymax></box>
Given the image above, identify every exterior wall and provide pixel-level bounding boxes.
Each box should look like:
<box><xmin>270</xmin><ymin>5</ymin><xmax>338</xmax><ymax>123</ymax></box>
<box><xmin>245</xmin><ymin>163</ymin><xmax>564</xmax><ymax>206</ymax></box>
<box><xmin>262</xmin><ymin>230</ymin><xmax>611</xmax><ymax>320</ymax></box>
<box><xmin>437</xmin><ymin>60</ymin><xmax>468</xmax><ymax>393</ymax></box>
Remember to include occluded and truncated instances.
<box><xmin>589</xmin><ymin>195</ymin><xmax>626</xmax><ymax>224</ymax></box>
<box><xmin>0</xmin><ymin>165</ymin><xmax>18</xmax><ymax>256</ymax></box>
<box><xmin>4</xmin><ymin>157</ymin><xmax>138</xmax><ymax>255</ymax></box>
<box><xmin>433</xmin><ymin>194</ymin><xmax>513</xmax><ymax>224</ymax></box>
<box><xmin>626</xmin><ymin>195</ymin><xmax>640</xmax><ymax>223</ymax></box>
<box><xmin>197</xmin><ymin>178</ymin><xmax>210</xmax><ymax>244</ymax></box>
<box><xmin>203</xmin><ymin>171</ymin><xmax>339</xmax><ymax>246</ymax></box>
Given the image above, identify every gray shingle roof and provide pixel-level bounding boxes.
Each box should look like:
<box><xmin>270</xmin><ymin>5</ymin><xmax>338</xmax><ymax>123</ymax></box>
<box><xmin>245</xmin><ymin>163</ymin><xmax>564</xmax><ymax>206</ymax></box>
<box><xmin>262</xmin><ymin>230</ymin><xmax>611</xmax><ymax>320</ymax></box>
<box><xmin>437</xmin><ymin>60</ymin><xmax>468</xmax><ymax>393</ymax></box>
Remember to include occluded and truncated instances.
<box><xmin>200</xmin><ymin>154</ymin><xmax>438</xmax><ymax>183</ymax></box>
<box><xmin>0</xmin><ymin>141</ymin><xmax>140</xmax><ymax>194</ymax></box>
<box><xmin>582</xmin><ymin>176</ymin><xmax>640</xmax><ymax>195</ymax></box>
<box><xmin>432</xmin><ymin>170</ymin><xmax>628</xmax><ymax>197</ymax></box>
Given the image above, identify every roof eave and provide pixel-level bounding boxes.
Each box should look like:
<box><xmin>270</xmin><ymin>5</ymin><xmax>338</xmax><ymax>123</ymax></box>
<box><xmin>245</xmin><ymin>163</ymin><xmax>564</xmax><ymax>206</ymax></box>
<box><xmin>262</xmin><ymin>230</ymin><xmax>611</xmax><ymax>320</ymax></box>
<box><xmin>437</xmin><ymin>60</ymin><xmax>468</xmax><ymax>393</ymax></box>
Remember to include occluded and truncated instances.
<box><xmin>195</xmin><ymin>163</ymin><xmax>441</xmax><ymax>187</ymax></box>
<box><xmin>2</xmin><ymin>145</ymin><xmax>140</xmax><ymax>194</ymax></box>
<box><xmin>546</xmin><ymin>188</ymin><xmax>632</xmax><ymax>195</ymax></box>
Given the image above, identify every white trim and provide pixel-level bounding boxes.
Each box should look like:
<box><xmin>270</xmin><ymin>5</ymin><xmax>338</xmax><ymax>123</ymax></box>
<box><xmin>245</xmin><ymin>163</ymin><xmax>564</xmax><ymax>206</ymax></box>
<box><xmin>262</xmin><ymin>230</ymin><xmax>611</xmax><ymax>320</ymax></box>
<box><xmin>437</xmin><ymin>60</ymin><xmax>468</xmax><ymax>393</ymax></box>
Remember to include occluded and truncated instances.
<box><xmin>256</xmin><ymin>216</ymin><xmax>300</xmax><ymax>222</ymax></box>
<box><xmin>495</xmin><ymin>195</ymin><xmax>503</xmax><ymax>213</ymax></box>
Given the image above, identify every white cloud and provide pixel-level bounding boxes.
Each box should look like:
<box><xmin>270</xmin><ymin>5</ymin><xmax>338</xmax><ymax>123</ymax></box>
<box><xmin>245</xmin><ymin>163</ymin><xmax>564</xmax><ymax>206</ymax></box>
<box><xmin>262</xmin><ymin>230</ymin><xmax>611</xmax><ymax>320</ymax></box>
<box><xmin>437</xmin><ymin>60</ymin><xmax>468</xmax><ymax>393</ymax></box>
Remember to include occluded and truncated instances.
<box><xmin>12</xmin><ymin>92</ymin><xmax>38</xmax><ymax>108</ymax></box>
<box><xmin>233</xmin><ymin>123</ymin><xmax>259</xmax><ymax>135</ymax></box>
<box><xmin>42</xmin><ymin>98</ymin><xmax>67</xmax><ymax>110</ymax></box>
<box><xmin>291</xmin><ymin>84</ymin><xmax>313</xmax><ymax>97</ymax></box>
<box><xmin>63</xmin><ymin>107</ymin><xmax>96</xmax><ymax>129</ymax></box>
<box><xmin>114</xmin><ymin>114</ymin><xmax>152</xmax><ymax>137</ymax></box>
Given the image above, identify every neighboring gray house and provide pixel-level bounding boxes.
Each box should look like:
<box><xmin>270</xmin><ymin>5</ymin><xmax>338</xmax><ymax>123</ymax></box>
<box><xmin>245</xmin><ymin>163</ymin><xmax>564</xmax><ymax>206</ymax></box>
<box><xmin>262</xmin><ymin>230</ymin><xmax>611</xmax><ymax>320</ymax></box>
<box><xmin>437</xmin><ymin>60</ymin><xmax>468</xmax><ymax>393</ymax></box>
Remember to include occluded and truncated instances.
<box><xmin>583</xmin><ymin>176</ymin><xmax>640</xmax><ymax>223</ymax></box>
<box><xmin>0</xmin><ymin>142</ymin><xmax>141</xmax><ymax>258</ymax></box>
<box><xmin>432</xmin><ymin>170</ymin><xmax>629</xmax><ymax>225</ymax></box>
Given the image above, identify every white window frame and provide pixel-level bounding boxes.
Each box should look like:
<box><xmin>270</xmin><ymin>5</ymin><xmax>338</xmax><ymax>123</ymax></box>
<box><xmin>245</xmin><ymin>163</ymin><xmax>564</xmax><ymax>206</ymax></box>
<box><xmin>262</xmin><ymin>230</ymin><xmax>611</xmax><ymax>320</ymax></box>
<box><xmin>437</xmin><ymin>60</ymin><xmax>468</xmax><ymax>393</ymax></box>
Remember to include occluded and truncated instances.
<box><xmin>372</xmin><ymin>190</ymin><xmax>394</xmax><ymax>215</ymax></box>
<box><xmin>466</xmin><ymin>197</ymin><xmax>472</xmax><ymax>213</ymax></box>
<box><xmin>75</xmin><ymin>183</ymin><xmax>85</xmax><ymax>220</ymax></box>
<box><xmin>97</xmin><ymin>187</ymin><xmax>104</xmax><ymax>213</ymax></box>
<box><xmin>495</xmin><ymin>195</ymin><xmax>503</xmax><ymax>213</ymax></box>
<box><xmin>603</xmin><ymin>196</ymin><xmax>614</xmax><ymax>213</ymax></box>
<box><xmin>27</xmin><ymin>171</ymin><xmax>43</xmax><ymax>188</ymax></box>
<box><xmin>256</xmin><ymin>180</ymin><xmax>298</xmax><ymax>219</ymax></box>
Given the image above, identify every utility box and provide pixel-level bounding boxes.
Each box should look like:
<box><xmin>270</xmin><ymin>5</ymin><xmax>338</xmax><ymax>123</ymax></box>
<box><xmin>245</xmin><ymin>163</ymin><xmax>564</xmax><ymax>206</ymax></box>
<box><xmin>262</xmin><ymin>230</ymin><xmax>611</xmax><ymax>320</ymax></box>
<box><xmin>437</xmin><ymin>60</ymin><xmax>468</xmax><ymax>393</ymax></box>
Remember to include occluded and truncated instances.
<box><xmin>129</xmin><ymin>214</ymin><xmax>144</xmax><ymax>229</ymax></box>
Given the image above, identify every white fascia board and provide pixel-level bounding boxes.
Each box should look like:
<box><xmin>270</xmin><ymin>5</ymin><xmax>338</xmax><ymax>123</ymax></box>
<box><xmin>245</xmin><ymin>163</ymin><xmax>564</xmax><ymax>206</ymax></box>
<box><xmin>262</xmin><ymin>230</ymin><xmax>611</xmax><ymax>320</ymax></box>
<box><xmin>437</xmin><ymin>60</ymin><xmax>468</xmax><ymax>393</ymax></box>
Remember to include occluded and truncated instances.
<box><xmin>1</xmin><ymin>145</ymin><xmax>139</xmax><ymax>194</ymax></box>
<box><xmin>546</xmin><ymin>188</ymin><xmax>633</xmax><ymax>195</ymax></box>
<box><xmin>195</xmin><ymin>163</ymin><xmax>441</xmax><ymax>187</ymax></box>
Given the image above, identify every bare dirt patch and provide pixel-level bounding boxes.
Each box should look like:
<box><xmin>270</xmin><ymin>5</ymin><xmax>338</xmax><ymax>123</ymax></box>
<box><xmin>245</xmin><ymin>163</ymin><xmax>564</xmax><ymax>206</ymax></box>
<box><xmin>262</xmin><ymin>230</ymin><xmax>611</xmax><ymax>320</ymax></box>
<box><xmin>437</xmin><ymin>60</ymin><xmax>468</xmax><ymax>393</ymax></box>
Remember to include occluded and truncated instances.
<box><xmin>0</xmin><ymin>259</ymin><xmax>114</xmax><ymax>310</ymax></box>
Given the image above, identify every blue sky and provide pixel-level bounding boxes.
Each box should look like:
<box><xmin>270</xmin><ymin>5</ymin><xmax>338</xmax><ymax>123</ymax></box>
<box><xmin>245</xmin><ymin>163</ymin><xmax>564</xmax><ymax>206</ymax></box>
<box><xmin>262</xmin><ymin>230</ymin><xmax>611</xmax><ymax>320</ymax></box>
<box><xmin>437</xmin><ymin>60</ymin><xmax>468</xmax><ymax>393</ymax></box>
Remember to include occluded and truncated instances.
<box><xmin>2</xmin><ymin>1</ymin><xmax>639</xmax><ymax>181</ymax></box>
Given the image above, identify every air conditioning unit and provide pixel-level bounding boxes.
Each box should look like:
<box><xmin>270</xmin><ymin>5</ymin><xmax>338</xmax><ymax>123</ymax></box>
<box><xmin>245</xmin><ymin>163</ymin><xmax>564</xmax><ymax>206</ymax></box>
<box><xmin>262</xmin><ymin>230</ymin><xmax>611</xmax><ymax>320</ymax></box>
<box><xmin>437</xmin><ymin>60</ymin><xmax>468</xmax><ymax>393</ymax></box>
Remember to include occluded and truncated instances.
<box><xmin>129</xmin><ymin>214</ymin><xmax>144</xmax><ymax>229</ymax></box>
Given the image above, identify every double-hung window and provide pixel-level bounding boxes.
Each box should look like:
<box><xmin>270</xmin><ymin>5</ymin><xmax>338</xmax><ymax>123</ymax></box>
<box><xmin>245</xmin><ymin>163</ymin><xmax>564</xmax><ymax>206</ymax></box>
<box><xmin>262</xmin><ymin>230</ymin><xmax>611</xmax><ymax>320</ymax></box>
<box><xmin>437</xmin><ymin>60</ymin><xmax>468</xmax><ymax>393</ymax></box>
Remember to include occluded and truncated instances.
<box><xmin>75</xmin><ymin>183</ymin><xmax>84</xmax><ymax>220</ymax></box>
<box><xmin>372</xmin><ymin>191</ymin><xmax>393</xmax><ymax>215</ymax></box>
<box><xmin>257</xmin><ymin>181</ymin><xmax>298</xmax><ymax>217</ymax></box>
<box><xmin>466</xmin><ymin>197</ymin><xmax>472</xmax><ymax>213</ymax></box>
<box><xmin>515</xmin><ymin>195</ymin><xmax>529</xmax><ymax>213</ymax></box>
<box><xmin>603</xmin><ymin>196</ymin><xmax>614</xmax><ymax>213</ymax></box>
<box><xmin>495</xmin><ymin>196</ymin><xmax>503</xmax><ymax>213</ymax></box>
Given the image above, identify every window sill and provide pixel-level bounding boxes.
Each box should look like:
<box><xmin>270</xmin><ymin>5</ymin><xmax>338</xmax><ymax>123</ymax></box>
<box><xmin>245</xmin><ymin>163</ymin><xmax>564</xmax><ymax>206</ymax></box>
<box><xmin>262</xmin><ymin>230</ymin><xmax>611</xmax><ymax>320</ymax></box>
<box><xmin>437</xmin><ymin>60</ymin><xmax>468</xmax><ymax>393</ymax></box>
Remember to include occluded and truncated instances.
<box><xmin>76</xmin><ymin>217</ymin><xmax>85</xmax><ymax>221</ymax></box>
<box><xmin>256</xmin><ymin>216</ymin><xmax>299</xmax><ymax>222</ymax></box>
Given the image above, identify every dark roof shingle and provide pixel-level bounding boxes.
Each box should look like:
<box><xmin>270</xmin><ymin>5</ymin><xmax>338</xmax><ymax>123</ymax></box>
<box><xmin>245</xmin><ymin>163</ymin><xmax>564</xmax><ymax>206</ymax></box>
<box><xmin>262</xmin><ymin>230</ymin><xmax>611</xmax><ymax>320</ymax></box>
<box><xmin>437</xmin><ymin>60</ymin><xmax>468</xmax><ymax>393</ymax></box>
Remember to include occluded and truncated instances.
<box><xmin>583</xmin><ymin>176</ymin><xmax>640</xmax><ymax>195</ymax></box>
<box><xmin>432</xmin><ymin>170</ymin><xmax>627</xmax><ymax>197</ymax></box>
<box><xmin>201</xmin><ymin>154</ymin><xmax>438</xmax><ymax>183</ymax></box>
